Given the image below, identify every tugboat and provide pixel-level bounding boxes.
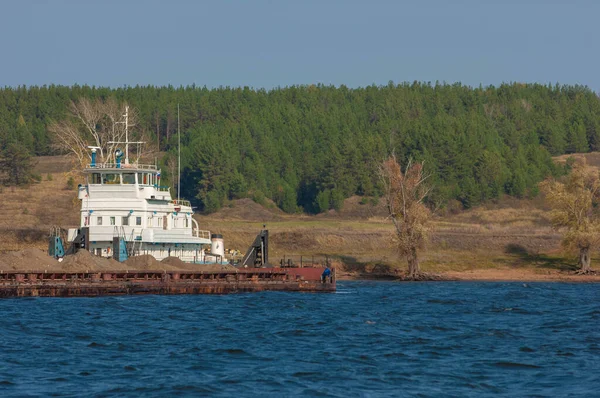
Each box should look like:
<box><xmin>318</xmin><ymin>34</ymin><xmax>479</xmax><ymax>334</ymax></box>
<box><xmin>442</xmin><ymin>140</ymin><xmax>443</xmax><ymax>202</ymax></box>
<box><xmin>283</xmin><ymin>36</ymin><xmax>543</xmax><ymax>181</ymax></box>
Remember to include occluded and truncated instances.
<box><xmin>68</xmin><ymin>148</ymin><xmax>224</xmax><ymax>263</ymax></box>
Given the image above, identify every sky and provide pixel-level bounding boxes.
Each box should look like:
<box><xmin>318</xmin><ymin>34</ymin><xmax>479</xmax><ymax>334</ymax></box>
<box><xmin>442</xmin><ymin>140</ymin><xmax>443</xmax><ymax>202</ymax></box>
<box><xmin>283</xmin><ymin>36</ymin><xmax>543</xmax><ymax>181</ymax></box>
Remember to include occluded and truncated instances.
<box><xmin>0</xmin><ymin>0</ymin><xmax>598</xmax><ymax>91</ymax></box>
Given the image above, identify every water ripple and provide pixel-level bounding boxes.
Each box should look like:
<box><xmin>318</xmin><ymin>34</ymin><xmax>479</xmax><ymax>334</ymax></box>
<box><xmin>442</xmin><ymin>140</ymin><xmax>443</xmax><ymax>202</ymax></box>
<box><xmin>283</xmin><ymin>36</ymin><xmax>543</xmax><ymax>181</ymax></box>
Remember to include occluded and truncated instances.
<box><xmin>0</xmin><ymin>281</ymin><xmax>599</xmax><ymax>396</ymax></box>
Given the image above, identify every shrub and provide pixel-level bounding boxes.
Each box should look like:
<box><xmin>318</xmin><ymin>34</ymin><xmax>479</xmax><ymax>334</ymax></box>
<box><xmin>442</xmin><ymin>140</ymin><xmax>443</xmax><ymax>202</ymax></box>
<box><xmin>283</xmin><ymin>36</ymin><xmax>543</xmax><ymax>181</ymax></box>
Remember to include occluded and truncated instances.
<box><xmin>66</xmin><ymin>176</ymin><xmax>75</xmax><ymax>190</ymax></box>
<box><xmin>330</xmin><ymin>188</ymin><xmax>344</xmax><ymax>211</ymax></box>
<box><xmin>251</xmin><ymin>190</ymin><xmax>267</xmax><ymax>207</ymax></box>
<box><xmin>203</xmin><ymin>191</ymin><xmax>222</xmax><ymax>213</ymax></box>
<box><xmin>315</xmin><ymin>190</ymin><xmax>331</xmax><ymax>213</ymax></box>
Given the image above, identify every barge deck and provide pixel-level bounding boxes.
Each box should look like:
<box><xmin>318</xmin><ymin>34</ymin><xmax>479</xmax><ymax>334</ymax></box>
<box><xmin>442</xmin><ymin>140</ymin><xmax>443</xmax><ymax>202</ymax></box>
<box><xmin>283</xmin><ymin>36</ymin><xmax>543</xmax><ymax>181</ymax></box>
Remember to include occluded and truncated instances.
<box><xmin>0</xmin><ymin>267</ymin><xmax>335</xmax><ymax>297</ymax></box>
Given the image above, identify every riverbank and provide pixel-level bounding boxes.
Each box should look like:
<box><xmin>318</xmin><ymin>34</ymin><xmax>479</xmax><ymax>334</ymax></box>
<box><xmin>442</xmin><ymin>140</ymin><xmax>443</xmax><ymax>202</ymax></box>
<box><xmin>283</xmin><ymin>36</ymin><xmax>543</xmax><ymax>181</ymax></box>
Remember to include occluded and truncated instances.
<box><xmin>1</xmin><ymin>157</ymin><xmax>598</xmax><ymax>283</ymax></box>
<box><xmin>337</xmin><ymin>268</ymin><xmax>600</xmax><ymax>282</ymax></box>
<box><xmin>1</xmin><ymin>248</ymin><xmax>598</xmax><ymax>283</ymax></box>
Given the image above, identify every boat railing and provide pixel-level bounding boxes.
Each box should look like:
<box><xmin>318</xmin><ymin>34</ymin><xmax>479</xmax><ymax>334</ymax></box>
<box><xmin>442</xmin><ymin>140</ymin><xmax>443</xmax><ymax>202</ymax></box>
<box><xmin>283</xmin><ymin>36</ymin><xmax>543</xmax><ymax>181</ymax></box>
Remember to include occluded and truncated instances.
<box><xmin>87</xmin><ymin>163</ymin><xmax>158</xmax><ymax>170</ymax></box>
<box><xmin>171</xmin><ymin>199</ymin><xmax>191</xmax><ymax>207</ymax></box>
<box><xmin>194</xmin><ymin>229</ymin><xmax>211</xmax><ymax>240</ymax></box>
<box><xmin>154</xmin><ymin>185</ymin><xmax>170</xmax><ymax>192</ymax></box>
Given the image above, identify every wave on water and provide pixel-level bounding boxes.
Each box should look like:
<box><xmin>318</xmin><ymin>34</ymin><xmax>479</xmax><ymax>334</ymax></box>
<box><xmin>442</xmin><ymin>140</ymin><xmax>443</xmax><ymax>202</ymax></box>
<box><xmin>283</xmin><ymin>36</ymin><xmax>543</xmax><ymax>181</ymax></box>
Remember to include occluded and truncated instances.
<box><xmin>0</xmin><ymin>281</ymin><xmax>598</xmax><ymax>397</ymax></box>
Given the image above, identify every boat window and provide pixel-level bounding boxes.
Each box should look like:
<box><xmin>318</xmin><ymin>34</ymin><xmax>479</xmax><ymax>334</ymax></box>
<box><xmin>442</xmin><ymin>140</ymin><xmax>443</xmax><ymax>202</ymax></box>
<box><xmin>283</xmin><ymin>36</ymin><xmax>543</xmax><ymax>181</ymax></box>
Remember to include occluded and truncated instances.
<box><xmin>122</xmin><ymin>216</ymin><xmax>129</xmax><ymax>226</ymax></box>
<box><xmin>137</xmin><ymin>173</ymin><xmax>146</xmax><ymax>185</ymax></box>
<box><xmin>122</xmin><ymin>173</ymin><xmax>135</xmax><ymax>184</ymax></box>
<box><xmin>103</xmin><ymin>173</ymin><xmax>120</xmax><ymax>184</ymax></box>
<box><xmin>136</xmin><ymin>217</ymin><xmax>142</xmax><ymax>226</ymax></box>
<box><xmin>97</xmin><ymin>217</ymin><xmax>103</xmax><ymax>226</ymax></box>
<box><xmin>110</xmin><ymin>216</ymin><xmax>115</xmax><ymax>225</ymax></box>
<box><xmin>90</xmin><ymin>173</ymin><xmax>102</xmax><ymax>184</ymax></box>
<box><xmin>185</xmin><ymin>218</ymin><xmax>189</xmax><ymax>228</ymax></box>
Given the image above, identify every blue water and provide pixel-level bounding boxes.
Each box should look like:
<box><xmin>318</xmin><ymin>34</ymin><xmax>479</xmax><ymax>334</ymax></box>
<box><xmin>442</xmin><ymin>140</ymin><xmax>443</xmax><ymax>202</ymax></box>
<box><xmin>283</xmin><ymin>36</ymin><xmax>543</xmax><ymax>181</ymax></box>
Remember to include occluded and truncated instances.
<box><xmin>0</xmin><ymin>281</ymin><xmax>599</xmax><ymax>397</ymax></box>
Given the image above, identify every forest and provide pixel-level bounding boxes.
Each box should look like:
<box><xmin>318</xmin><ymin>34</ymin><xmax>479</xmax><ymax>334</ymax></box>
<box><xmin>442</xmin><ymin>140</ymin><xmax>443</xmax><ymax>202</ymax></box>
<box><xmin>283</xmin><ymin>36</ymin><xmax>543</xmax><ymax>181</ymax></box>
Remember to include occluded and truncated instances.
<box><xmin>0</xmin><ymin>82</ymin><xmax>599</xmax><ymax>213</ymax></box>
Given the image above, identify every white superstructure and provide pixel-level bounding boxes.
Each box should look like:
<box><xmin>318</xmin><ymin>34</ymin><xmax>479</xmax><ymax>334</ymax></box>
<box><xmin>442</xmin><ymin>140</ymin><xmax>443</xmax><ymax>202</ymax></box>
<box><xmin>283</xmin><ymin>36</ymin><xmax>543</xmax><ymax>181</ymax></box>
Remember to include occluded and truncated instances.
<box><xmin>69</xmin><ymin>161</ymin><xmax>221</xmax><ymax>263</ymax></box>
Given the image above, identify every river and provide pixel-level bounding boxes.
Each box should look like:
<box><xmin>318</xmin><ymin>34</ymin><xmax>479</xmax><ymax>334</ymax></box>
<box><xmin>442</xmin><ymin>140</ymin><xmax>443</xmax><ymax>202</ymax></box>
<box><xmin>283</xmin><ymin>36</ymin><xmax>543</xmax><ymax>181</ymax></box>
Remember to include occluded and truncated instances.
<box><xmin>0</xmin><ymin>281</ymin><xmax>599</xmax><ymax>397</ymax></box>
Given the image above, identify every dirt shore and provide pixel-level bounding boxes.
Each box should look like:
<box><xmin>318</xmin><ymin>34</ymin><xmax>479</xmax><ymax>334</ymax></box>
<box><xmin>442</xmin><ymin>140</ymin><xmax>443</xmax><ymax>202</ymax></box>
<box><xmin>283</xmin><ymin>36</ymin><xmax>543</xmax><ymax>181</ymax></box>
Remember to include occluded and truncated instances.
<box><xmin>442</xmin><ymin>268</ymin><xmax>600</xmax><ymax>282</ymax></box>
<box><xmin>1</xmin><ymin>248</ymin><xmax>598</xmax><ymax>282</ymax></box>
<box><xmin>337</xmin><ymin>268</ymin><xmax>600</xmax><ymax>282</ymax></box>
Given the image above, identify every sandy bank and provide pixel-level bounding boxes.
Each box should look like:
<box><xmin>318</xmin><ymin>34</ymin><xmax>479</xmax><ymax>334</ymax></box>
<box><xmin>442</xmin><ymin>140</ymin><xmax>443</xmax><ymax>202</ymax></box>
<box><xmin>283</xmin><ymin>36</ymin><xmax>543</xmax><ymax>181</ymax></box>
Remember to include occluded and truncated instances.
<box><xmin>337</xmin><ymin>268</ymin><xmax>600</xmax><ymax>282</ymax></box>
<box><xmin>442</xmin><ymin>268</ymin><xmax>600</xmax><ymax>282</ymax></box>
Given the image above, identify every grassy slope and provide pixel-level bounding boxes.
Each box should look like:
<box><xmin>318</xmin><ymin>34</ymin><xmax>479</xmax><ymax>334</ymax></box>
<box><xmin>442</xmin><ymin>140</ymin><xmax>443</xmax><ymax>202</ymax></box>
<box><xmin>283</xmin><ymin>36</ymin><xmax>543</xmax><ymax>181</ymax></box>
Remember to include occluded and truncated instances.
<box><xmin>0</xmin><ymin>156</ymin><xmax>79</xmax><ymax>251</ymax></box>
<box><xmin>0</xmin><ymin>155</ymin><xmax>586</xmax><ymax>278</ymax></box>
<box><xmin>199</xmin><ymin>195</ymin><xmax>573</xmax><ymax>277</ymax></box>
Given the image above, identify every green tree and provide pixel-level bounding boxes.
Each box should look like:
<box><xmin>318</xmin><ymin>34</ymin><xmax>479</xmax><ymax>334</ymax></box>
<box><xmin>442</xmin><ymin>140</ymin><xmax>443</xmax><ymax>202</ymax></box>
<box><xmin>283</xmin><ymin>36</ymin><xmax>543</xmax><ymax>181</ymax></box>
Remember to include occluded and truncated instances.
<box><xmin>279</xmin><ymin>183</ymin><xmax>298</xmax><ymax>214</ymax></box>
<box><xmin>0</xmin><ymin>143</ymin><xmax>36</xmax><ymax>186</ymax></box>
<box><xmin>567</xmin><ymin>120</ymin><xmax>588</xmax><ymax>153</ymax></box>
<box><xmin>315</xmin><ymin>190</ymin><xmax>331</xmax><ymax>213</ymax></box>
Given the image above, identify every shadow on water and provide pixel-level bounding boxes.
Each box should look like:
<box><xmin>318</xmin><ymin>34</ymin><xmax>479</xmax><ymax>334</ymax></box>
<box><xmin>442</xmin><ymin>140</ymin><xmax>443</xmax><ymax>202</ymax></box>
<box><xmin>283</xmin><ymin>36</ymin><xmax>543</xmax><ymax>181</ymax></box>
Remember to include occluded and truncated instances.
<box><xmin>503</xmin><ymin>243</ymin><xmax>578</xmax><ymax>271</ymax></box>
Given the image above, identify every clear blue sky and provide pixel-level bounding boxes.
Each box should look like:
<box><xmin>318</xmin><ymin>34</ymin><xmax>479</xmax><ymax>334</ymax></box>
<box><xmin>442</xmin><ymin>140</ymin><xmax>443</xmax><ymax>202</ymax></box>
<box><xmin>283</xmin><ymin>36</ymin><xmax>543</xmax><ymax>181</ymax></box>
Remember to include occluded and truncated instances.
<box><xmin>0</xmin><ymin>0</ymin><xmax>598</xmax><ymax>90</ymax></box>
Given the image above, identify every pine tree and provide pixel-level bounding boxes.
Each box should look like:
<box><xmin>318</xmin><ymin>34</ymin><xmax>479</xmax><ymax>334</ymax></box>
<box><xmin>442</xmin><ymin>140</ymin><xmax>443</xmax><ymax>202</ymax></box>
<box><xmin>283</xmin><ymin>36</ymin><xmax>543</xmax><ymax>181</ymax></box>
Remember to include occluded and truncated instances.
<box><xmin>0</xmin><ymin>142</ymin><xmax>36</xmax><ymax>186</ymax></box>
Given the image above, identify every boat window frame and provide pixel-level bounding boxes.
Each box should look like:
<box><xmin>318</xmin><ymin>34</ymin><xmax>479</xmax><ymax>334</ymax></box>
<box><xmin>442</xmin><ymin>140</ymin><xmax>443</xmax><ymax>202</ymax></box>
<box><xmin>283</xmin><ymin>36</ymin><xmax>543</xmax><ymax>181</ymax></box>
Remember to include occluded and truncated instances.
<box><xmin>103</xmin><ymin>173</ymin><xmax>121</xmax><ymax>185</ymax></box>
<box><xmin>122</xmin><ymin>173</ymin><xmax>136</xmax><ymax>185</ymax></box>
<box><xmin>90</xmin><ymin>173</ymin><xmax>102</xmax><ymax>185</ymax></box>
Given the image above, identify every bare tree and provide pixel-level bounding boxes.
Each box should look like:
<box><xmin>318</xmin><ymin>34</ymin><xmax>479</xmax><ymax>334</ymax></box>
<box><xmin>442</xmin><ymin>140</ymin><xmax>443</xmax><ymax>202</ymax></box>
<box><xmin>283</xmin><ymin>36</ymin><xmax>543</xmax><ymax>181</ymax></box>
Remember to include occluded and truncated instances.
<box><xmin>165</xmin><ymin>154</ymin><xmax>177</xmax><ymax>192</ymax></box>
<box><xmin>380</xmin><ymin>154</ymin><xmax>432</xmax><ymax>278</ymax></box>
<box><xmin>540</xmin><ymin>158</ymin><xmax>600</xmax><ymax>273</ymax></box>
<box><xmin>48</xmin><ymin>98</ymin><xmax>154</xmax><ymax>169</ymax></box>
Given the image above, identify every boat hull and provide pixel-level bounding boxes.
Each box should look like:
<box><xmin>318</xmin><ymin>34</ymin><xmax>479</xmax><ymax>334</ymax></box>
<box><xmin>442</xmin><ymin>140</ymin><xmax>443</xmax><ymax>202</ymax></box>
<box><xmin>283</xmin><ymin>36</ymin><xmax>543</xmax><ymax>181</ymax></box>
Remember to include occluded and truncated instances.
<box><xmin>0</xmin><ymin>268</ymin><xmax>335</xmax><ymax>297</ymax></box>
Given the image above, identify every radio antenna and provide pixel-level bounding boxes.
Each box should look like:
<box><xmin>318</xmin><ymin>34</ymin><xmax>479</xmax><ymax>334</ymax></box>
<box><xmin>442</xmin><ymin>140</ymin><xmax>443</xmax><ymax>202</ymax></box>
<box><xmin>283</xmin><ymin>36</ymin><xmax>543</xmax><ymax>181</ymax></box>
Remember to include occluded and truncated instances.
<box><xmin>177</xmin><ymin>104</ymin><xmax>181</xmax><ymax>201</ymax></box>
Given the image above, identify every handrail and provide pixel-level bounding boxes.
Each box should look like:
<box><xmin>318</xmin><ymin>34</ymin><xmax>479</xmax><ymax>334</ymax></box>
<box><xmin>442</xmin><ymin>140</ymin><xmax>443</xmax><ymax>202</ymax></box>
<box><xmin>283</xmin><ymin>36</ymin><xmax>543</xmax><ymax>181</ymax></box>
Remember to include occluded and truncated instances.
<box><xmin>194</xmin><ymin>229</ymin><xmax>211</xmax><ymax>240</ymax></box>
<box><xmin>86</xmin><ymin>163</ymin><xmax>158</xmax><ymax>171</ymax></box>
<box><xmin>171</xmin><ymin>199</ymin><xmax>191</xmax><ymax>207</ymax></box>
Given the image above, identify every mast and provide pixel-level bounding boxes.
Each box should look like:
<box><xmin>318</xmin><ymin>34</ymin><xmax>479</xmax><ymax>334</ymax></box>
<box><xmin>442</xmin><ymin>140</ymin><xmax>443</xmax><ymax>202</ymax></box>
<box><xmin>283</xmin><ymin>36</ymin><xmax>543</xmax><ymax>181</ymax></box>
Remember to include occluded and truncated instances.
<box><xmin>178</xmin><ymin>104</ymin><xmax>181</xmax><ymax>201</ymax></box>
<box><xmin>125</xmin><ymin>105</ymin><xmax>129</xmax><ymax>165</ymax></box>
<box><xmin>109</xmin><ymin>105</ymin><xmax>143</xmax><ymax>166</ymax></box>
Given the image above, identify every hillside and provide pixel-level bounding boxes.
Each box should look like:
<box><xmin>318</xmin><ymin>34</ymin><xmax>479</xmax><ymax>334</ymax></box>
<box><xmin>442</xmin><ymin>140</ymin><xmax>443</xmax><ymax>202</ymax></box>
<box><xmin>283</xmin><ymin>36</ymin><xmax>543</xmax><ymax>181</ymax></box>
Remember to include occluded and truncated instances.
<box><xmin>2</xmin><ymin>83</ymin><xmax>600</xmax><ymax>215</ymax></box>
<box><xmin>0</xmin><ymin>156</ymin><xmax>78</xmax><ymax>251</ymax></box>
<box><xmin>2</xmin><ymin>154</ymin><xmax>598</xmax><ymax>280</ymax></box>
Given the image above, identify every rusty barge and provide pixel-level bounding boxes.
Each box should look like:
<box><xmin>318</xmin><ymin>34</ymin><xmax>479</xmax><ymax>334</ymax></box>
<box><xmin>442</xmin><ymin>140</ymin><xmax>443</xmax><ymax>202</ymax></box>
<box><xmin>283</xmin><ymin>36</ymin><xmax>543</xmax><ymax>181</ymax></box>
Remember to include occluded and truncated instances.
<box><xmin>17</xmin><ymin>226</ymin><xmax>336</xmax><ymax>298</ymax></box>
<box><xmin>0</xmin><ymin>267</ymin><xmax>335</xmax><ymax>298</ymax></box>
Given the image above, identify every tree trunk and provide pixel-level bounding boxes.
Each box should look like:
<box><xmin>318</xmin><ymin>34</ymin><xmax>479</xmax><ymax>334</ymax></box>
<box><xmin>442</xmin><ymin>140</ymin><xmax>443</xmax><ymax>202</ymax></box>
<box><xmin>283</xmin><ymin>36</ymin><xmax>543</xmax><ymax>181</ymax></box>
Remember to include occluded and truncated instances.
<box><xmin>407</xmin><ymin>247</ymin><xmax>420</xmax><ymax>277</ymax></box>
<box><xmin>579</xmin><ymin>247</ymin><xmax>591</xmax><ymax>273</ymax></box>
<box><xmin>155</xmin><ymin>111</ymin><xmax>160</xmax><ymax>151</ymax></box>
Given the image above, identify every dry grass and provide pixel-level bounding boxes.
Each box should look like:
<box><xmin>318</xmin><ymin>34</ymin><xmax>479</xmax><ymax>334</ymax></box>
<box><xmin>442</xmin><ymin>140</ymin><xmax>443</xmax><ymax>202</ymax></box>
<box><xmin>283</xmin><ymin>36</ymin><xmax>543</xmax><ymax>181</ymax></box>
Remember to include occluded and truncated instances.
<box><xmin>0</xmin><ymin>165</ymin><xmax>80</xmax><ymax>252</ymax></box>
<box><xmin>554</xmin><ymin>152</ymin><xmax>600</xmax><ymax>171</ymax></box>
<box><xmin>3</xmin><ymin>155</ymin><xmax>594</xmax><ymax>276</ymax></box>
<box><xmin>199</xmin><ymin>199</ymin><xmax>567</xmax><ymax>276</ymax></box>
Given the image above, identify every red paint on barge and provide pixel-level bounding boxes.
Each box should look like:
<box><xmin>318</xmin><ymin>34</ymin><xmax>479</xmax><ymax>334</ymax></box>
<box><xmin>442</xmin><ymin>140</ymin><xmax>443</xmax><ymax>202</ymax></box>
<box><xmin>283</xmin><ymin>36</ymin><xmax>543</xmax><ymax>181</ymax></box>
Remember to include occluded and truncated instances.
<box><xmin>0</xmin><ymin>267</ymin><xmax>335</xmax><ymax>297</ymax></box>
